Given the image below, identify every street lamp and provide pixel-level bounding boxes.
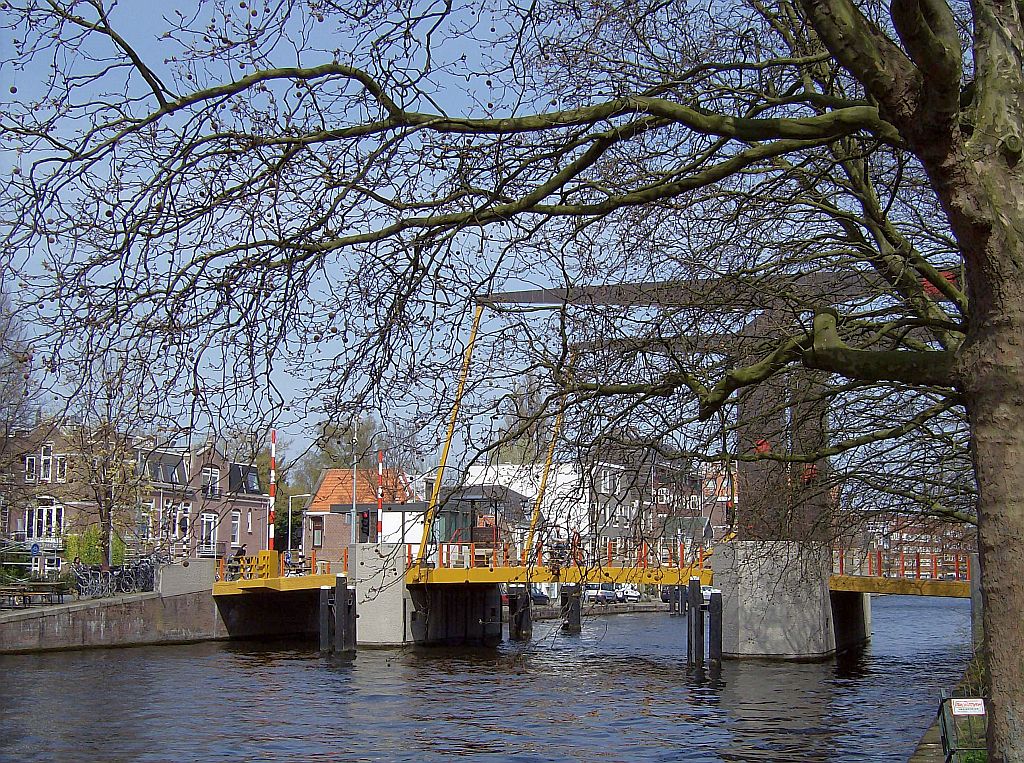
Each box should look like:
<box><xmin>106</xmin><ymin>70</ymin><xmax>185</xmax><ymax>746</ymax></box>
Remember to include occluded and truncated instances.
<box><xmin>288</xmin><ymin>493</ymin><xmax>312</xmax><ymax>554</ymax></box>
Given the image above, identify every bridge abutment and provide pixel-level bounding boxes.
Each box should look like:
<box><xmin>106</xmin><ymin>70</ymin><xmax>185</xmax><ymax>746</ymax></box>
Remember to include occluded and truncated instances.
<box><xmin>714</xmin><ymin>541</ymin><xmax>869</xmax><ymax>660</ymax></box>
<box><xmin>350</xmin><ymin>543</ymin><xmax>503</xmax><ymax>647</ymax></box>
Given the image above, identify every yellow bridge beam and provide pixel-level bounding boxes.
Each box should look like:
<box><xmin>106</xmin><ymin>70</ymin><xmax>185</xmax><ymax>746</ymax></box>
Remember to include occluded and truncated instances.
<box><xmin>829</xmin><ymin>575</ymin><xmax>970</xmax><ymax>598</ymax></box>
<box><xmin>404</xmin><ymin>565</ymin><xmax>713</xmax><ymax>586</ymax></box>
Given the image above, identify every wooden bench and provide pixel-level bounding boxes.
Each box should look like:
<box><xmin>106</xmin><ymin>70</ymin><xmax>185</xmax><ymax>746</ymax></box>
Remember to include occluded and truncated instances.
<box><xmin>0</xmin><ymin>583</ymin><xmax>69</xmax><ymax>608</ymax></box>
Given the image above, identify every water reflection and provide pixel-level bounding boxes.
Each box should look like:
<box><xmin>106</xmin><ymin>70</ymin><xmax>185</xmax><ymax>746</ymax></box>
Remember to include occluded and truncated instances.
<box><xmin>0</xmin><ymin>596</ymin><xmax>970</xmax><ymax>762</ymax></box>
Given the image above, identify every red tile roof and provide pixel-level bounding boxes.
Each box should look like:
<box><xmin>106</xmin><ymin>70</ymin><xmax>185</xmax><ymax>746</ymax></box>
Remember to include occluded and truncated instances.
<box><xmin>309</xmin><ymin>468</ymin><xmax>415</xmax><ymax>512</ymax></box>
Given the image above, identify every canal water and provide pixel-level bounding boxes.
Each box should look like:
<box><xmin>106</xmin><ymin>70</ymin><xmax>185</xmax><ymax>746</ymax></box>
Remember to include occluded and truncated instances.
<box><xmin>0</xmin><ymin>595</ymin><xmax>971</xmax><ymax>762</ymax></box>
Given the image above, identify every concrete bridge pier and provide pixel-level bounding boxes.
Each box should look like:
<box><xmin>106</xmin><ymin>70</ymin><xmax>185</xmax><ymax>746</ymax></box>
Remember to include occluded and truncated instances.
<box><xmin>407</xmin><ymin>584</ymin><xmax>503</xmax><ymax>646</ymax></box>
<box><xmin>351</xmin><ymin>543</ymin><xmax>503</xmax><ymax>647</ymax></box>
<box><xmin>713</xmin><ymin>541</ymin><xmax>870</xmax><ymax>660</ymax></box>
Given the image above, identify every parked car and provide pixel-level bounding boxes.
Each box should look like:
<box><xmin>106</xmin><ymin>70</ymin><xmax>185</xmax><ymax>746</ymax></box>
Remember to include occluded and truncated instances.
<box><xmin>583</xmin><ymin>583</ymin><xmax>616</xmax><ymax>604</ymax></box>
<box><xmin>660</xmin><ymin>586</ymin><xmax>673</xmax><ymax>603</ymax></box>
<box><xmin>530</xmin><ymin>587</ymin><xmax>550</xmax><ymax>606</ymax></box>
<box><xmin>617</xmin><ymin>585</ymin><xmax>642</xmax><ymax>603</ymax></box>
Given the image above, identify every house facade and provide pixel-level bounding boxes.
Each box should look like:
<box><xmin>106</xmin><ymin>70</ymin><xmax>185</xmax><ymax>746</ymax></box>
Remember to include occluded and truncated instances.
<box><xmin>301</xmin><ymin>467</ymin><xmax>426</xmax><ymax>566</ymax></box>
<box><xmin>0</xmin><ymin>426</ymin><xmax>270</xmax><ymax>574</ymax></box>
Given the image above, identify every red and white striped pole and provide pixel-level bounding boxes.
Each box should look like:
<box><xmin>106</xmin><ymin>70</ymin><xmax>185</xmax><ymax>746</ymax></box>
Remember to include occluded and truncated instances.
<box><xmin>377</xmin><ymin>449</ymin><xmax>384</xmax><ymax>542</ymax></box>
<box><xmin>268</xmin><ymin>429</ymin><xmax>277</xmax><ymax>550</ymax></box>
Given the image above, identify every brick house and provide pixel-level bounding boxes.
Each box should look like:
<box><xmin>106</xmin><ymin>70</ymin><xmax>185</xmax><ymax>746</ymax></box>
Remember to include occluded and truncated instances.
<box><xmin>0</xmin><ymin>426</ymin><xmax>270</xmax><ymax>574</ymax></box>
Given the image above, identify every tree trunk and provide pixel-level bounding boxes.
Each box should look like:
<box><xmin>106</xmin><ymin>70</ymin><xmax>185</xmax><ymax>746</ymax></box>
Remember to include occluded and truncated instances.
<box><xmin>960</xmin><ymin>283</ymin><xmax>1024</xmax><ymax>763</ymax></box>
<box><xmin>99</xmin><ymin>503</ymin><xmax>112</xmax><ymax>569</ymax></box>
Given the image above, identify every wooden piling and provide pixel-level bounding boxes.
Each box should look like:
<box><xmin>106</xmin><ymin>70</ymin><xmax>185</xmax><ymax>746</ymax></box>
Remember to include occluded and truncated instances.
<box><xmin>334</xmin><ymin>576</ymin><xmax>356</xmax><ymax>657</ymax></box>
<box><xmin>687</xmin><ymin>577</ymin><xmax>704</xmax><ymax>669</ymax></box>
<box><xmin>560</xmin><ymin>585</ymin><xmax>582</xmax><ymax>634</ymax></box>
<box><xmin>319</xmin><ymin>585</ymin><xmax>333</xmax><ymax>653</ymax></box>
<box><xmin>708</xmin><ymin>590</ymin><xmax>723</xmax><ymax>670</ymax></box>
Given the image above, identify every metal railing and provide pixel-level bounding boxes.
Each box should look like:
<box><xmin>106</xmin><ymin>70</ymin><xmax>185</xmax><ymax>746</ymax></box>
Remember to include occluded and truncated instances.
<box><xmin>834</xmin><ymin>549</ymin><xmax>973</xmax><ymax>581</ymax></box>
<box><xmin>938</xmin><ymin>690</ymin><xmax>987</xmax><ymax>762</ymax></box>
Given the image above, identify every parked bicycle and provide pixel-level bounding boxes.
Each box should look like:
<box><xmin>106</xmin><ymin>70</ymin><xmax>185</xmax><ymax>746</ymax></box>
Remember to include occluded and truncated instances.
<box><xmin>71</xmin><ymin>556</ymin><xmax>159</xmax><ymax>598</ymax></box>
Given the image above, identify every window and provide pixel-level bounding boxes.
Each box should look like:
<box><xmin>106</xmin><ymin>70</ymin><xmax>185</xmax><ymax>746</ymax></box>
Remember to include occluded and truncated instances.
<box><xmin>25</xmin><ymin>499</ymin><xmax>62</xmax><ymax>540</ymax></box>
<box><xmin>55</xmin><ymin>456</ymin><xmax>68</xmax><ymax>482</ymax></box>
<box><xmin>246</xmin><ymin>509</ymin><xmax>252</xmax><ymax>534</ymax></box>
<box><xmin>24</xmin><ymin>455</ymin><xmax>36</xmax><ymax>482</ymax></box>
<box><xmin>657</xmin><ymin>487</ymin><xmax>670</xmax><ymax>505</ymax></box>
<box><xmin>243</xmin><ymin>467</ymin><xmax>260</xmax><ymax>493</ymax></box>
<box><xmin>138</xmin><ymin>500</ymin><xmax>154</xmax><ymax>541</ymax></box>
<box><xmin>39</xmin><ymin>445</ymin><xmax>53</xmax><ymax>482</ymax></box>
<box><xmin>230</xmin><ymin>511</ymin><xmax>240</xmax><ymax>545</ymax></box>
<box><xmin>688</xmin><ymin>495</ymin><xmax>702</xmax><ymax>512</ymax></box>
<box><xmin>174</xmin><ymin>503</ymin><xmax>191</xmax><ymax>539</ymax></box>
<box><xmin>311</xmin><ymin>516</ymin><xmax>324</xmax><ymax>548</ymax></box>
<box><xmin>201</xmin><ymin>466</ymin><xmax>220</xmax><ymax>498</ymax></box>
<box><xmin>199</xmin><ymin>512</ymin><xmax>217</xmax><ymax>554</ymax></box>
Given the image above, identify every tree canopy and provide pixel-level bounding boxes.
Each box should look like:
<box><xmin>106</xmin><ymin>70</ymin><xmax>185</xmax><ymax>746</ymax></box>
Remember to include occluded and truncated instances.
<box><xmin>2</xmin><ymin>1</ymin><xmax>1022</xmax><ymax>757</ymax></box>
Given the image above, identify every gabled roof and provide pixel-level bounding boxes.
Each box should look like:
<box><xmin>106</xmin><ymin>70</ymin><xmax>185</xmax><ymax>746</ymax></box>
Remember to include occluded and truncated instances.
<box><xmin>308</xmin><ymin>467</ymin><xmax>415</xmax><ymax>512</ymax></box>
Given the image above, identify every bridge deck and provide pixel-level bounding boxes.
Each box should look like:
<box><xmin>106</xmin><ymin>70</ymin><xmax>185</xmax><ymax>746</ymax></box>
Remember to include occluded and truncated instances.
<box><xmin>829</xmin><ymin>575</ymin><xmax>970</xmax><ymax>598</ymax></box>
<box><xmin>213</xmin><ymin>565</ymin><xmax>713</xmax><ymax>596</ymax></box>
<box><xmin>212</xmin><ymin>549</ymin><xmax>973</xmax><ymax>598</ymax></box>
<box><xmin>213</xmin><ymin>570</ymin><xmax>970</xmax><ymax>597</ymax></box>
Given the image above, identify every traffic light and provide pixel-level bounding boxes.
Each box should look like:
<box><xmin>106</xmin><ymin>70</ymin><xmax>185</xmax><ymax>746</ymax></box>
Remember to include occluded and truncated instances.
<box><xmin>359</xmin><ymin>511</ymin><xmax>370</xmax><ymax>542</ymax></box>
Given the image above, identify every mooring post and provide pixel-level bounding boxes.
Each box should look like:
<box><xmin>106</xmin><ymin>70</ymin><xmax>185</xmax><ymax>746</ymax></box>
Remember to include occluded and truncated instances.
<box><xmin>509</xmin><ymin>589</ymin><xmax>533</xmax><ymax>641</ymax></box>
<box><xmin>561</xmin><ymin>584</ymin><xmax>582</xmax><ymax>634</ymax></box>
<box><xmin>678</xmin><ymin>585</ymin><xmax>687</xmax><ymax>615</ymax></box>
<box><xmin>508</xmin><ymin>589</ymin><xmax>523</xmax><ymax>640</ymax></box>
<box><xmin>708</xmin><ymin>589</ymin><xmax>723</xmax><ymax>671</ymax></box>
<box><xmin>319</xmin><ymin>585</ymin><xmax>333</xmax><ymax>653</ymax></box>
<box><xmin>334</xmin><ymin>575</ymin><xmax>357</xmax><ymax>657</ymax></box>
<box><xmin>688</xmin><ymin>577</ymin><xmax>704</xmax><ymax>669</ymax></box>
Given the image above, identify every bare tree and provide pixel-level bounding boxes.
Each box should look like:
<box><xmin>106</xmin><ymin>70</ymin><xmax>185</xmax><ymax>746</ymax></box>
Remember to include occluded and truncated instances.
<box><xmin>1</xmin><ymin>1</ymin><xmax>1020</xmax><ymax>755</ymax></box>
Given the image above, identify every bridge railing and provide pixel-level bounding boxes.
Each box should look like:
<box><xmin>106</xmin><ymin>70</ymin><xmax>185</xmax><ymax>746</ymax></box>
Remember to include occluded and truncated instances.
<box><xmin>216</xmin><ymin>550</ymin><xmax>286</xmax><ymax>582</ymax></box>
<box><xmin>413</xmin><ymin>541</ymin><xmax>708</xmax><ymax>572</ymax></box>
<box><xmin>834</xmin><ymin>549</ymin><xmax>972</xmax><ymax>581</ymax></box>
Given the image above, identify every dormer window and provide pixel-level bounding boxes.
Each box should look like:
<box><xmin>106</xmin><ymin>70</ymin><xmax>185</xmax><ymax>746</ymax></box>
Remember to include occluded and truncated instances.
<box><xmin>244</xmin><ymin>467</ymin><xmax>259</xmax><ymax>493</ymax></box>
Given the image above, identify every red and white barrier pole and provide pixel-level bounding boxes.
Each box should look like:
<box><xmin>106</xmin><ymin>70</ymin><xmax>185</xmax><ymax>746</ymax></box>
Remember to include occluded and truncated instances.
<box><xmin>268</xmin><ymin>429</ymin><xmax>277</xmax><ymax>550</ymax></box>
<box><xmin>377</xmin><ymin>449</ymin><xmax>384</xmax><ymax>542</ymax></box>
